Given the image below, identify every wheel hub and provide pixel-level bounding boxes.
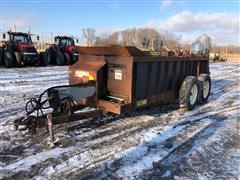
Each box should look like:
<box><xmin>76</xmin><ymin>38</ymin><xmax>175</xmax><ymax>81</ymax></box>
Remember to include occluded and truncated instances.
<box><xmin>203</xmin><ymin>81</ymin><xmax>210</xmax><ymax>99</ymax></box>
<box><xmin>190</xmin><ymin>84</ymin><xmax>198</xmax><ymax>105</ymax></box>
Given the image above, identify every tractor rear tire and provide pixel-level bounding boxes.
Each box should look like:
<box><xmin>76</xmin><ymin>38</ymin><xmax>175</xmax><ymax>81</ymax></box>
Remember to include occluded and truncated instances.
<box><xmin>41</xmin><ymin>53</ymin><xmax>48</xmax><ymax>66</ymax></box>
<box><xmin>4</xmin><ymin>52</ymin><xmax>14</xmax><ymax>68</ymax></box>
<box><xmin>0</xmin><ymin>48</ymin><xmax>4</xmax><ymax>65</ymax></box>
<box><xmin>64</xmin><ymin>52</ymin><xmax>71</xmax><ymax>65</ymax></box>
<box><xmin>14</xmin><ymin>52</ymin><xmax>23</xmax><ymax>67</ymax></box>
<box><xmin>38</xmin><ymin>52</ymin><xmax>48</xmax><ymax>67</ymax></box>
<box><xmin>35</xmin><ymin>55</ymin><xmax>41</xmax><ymax>67</ymax></box>
<box><xmin>179</xmin><ymin>76</ymin><xmax>199</xmax><ymax>110</ymax></box>
<box><xmin>44</xmin><ymin>49</ymin><xmax>54</xmax><ymax>65</ymax></box>
<box><xmin>71</xmin><ymin>49</ymin><xmax>79</xmax><ymax>63</ymax></box>
<box><xmin>197</xmin><ymin>74</ymin><xmax>211</xmax><ymax>104</ymax></box>
<box><xmin>56</xmin><ymin>51</ymin><xmax>64</xmax><ymax>66</ymax></box>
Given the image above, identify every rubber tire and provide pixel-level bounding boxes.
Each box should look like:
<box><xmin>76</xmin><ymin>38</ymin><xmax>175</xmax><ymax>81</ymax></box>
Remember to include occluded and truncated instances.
<box><xmin>64</xmin><ymin>52</ymin><xmax>71</xmax><ymax>65</ymax></box>
<box><xmin>56</xmin><ymin>51</ymin><xmax>65</xmax><ymax>66</ymax></box>
<box><xmin>44</xmin><ymin>49</ymin><xmax>54</xmax><ymax>65</ymax></box>
<box><xmin>4</xmin><ymin>52</ymin><xmax>14</xmax><ymax>68</ymax></box>
<box><xmin>14</xmin><ymin>52</ymin><xmax>22</xmax><ymax>67</ymax></box>
<box><xmin>35</xmin><ymin>55</ymin><xmax>41</xmax><ymax>67</ymax></box>
<box><xmin>0</xmin><ymin>48</ymin><xmax>4</xmax><ymax>65</ymax></box>
<box><xmin>197</xmin><ymin>74</ymin><xmax>211</xmax><ymax>104</ymax></box>
<box><xmin>179</xmin><ymin>76</ymin><xmax>199</xmax><ymax>110</ymax></box>
<box><xmin>40</xmin><ymin>53</ymin><xmax>48</xmax><ymax>67</ymax></box>
<box><xmin>71</xmin><ymin>49</ymin><xmax>79</xmax><ymax>63</ymax></box>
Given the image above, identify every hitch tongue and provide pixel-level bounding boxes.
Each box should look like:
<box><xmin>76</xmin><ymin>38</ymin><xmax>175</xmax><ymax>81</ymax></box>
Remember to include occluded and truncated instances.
<box><xmin>18</xmin><ymin>125</ymin><xmax>28</xmax><ymax>131</ymax></box>
<box><xmin>11</xmin><ymin>122</ymin><xmax>27</xmax><ymax>132</ymax></box>
<box><xmin>12</xmin><ymin>115</ymin><xmax>26</xmax><ymax>131</ymax></box>
<box><xmin>12</xmin><ymin>112</ymin><xmax>36</xmax><ymax>132</ymax></box>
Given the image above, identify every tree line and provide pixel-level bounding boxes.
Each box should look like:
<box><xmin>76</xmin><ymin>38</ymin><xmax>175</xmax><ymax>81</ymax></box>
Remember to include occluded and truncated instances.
<box><xmin>82</xmin><ymin>27</ymin><xmax>240</xmax><ymax>54</ymax></box>
<box><xmin>82</xmin><ymin>28</ymin><xmax>181</xmax><ymax>51</ymax></box>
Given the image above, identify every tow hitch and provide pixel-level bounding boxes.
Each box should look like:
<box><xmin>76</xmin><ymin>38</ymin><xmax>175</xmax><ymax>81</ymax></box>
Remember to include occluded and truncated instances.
<box><xmin>13</xmin><ymin>82</ymin><xmax>102</xmax><ymax>137</ymax></box>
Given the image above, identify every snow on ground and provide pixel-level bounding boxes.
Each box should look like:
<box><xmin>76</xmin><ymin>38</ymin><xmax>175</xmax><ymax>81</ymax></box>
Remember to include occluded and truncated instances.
<box><xmin>0</xmin><ymin>62</ymin><xmax>239</xmax><ymax>179</ymax></box>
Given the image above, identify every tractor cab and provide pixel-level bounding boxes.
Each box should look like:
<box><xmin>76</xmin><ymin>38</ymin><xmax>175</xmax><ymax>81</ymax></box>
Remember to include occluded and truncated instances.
<box><xmin>54</xmin><ymin>36</ymin><xmax>75</xmax><ymax>53</ymax></box>
<box><xmin>3</xmin><ymin>31</ymin><xmax>39</xmax><ymax>53</ymax></box>
<box><xmin>3</xmin><ymin>32</ymin><xmax>32</xmax><ymax>51</ymax></box>
<box><xmin>9</xmin><ymin>32</ymin><xmax>31</xmax><ymax>43</ymax></box>
<box><xmin>55</xmin><ymin>36</ymin><xmax>74</xmax><ymax>46</ymax></box>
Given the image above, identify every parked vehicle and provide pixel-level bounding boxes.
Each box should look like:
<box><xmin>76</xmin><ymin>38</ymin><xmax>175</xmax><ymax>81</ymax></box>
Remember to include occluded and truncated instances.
<box><xmin>0</xmin><ymin>31</ymin><xmax>46</xmax><ymax>67</ymax></box>
<box><xmin>209</xmin><ymin>53</ymin><xmax>226</xmax><ymax>62</ymax></box>
<box><xmin>43</xmin><ymin>36</ymin><xmax>79</xmax><ymax>66</ymax></box>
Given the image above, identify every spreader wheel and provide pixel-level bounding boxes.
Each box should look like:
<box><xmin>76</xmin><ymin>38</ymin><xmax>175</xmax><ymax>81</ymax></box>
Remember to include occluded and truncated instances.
<box><xmin>179</xmin><ymin>76</ymin><xmax>199</xmax><ymax>110</ymax></box>
<box><xmin>197</xmin><ymin>74</ymin><xmax>211</xmax><ymax>104</ymax></box>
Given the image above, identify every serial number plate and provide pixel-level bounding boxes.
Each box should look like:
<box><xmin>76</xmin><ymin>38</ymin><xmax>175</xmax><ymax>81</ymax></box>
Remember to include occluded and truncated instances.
<box><xmin>114</xmin><ymin>69</ymin><xmax>122</xmax><ymax>80</ymax></box>
<box><xmin>136</xmin><ymin>99</ymin><xmax>148</xmax><ymax>107</ymax></box>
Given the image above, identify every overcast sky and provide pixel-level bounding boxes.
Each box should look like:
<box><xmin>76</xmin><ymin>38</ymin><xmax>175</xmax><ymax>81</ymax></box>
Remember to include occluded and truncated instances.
<box><xmin>0</xmin><ymin>0</ymin><xmax>239</xmax><ymax>46</ymax></box>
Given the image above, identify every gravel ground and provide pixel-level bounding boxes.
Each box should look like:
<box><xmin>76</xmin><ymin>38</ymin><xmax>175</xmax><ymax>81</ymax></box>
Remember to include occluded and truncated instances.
<box><xmin>0</xmin><ymin>62</ymin><xmax>239</xmax><ymax>179</ymax></box>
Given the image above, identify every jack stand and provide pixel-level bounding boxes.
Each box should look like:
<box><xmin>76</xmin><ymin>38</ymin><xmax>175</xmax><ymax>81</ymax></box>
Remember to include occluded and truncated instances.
<box><xmin>47</xmin><ymin>114</ymin><xmax>55</xmax><ymax>147</ymax></box>
<box><xmin>64</xmin><ymin>99</ymin><xmax>73</xmax><ymax>134</ymax></box>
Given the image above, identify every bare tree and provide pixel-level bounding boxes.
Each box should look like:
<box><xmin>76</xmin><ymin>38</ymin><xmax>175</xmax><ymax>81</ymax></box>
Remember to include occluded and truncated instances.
<box><xmin>107</xmin><ymin>32</ymin><xmax>120</xmax><ymax>45</ymax></box>
<box><xmin>86</xmin><ymin>27</ymin><xmax>181</xmax><ymax>51</ymax></box>
<box><xmin>94</xmin><ymin>33</ymin><xmax>110</xmax><ymax>46</ymax></box>
<box><xmin>136</xmin><ymin>28</ymin><xmax>161</xmax><ymax>50</ymax></box>
<box><xmin>82</xmin><ymin>28</ymin><xmax>96</xmax><ymax>46</ymax></box>
<box><xmin>120</xmin><ymin>28</ymin><xmax>138</xmax><ymax>46</ymax></box>
<box><xmin>161</xmin><ymin>32</ymin><xmax>181</xmax><ymax>50</ymax></box>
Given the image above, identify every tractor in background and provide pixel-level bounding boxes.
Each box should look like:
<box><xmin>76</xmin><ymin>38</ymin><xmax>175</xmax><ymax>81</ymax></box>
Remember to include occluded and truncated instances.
<box><xmin>43</xmin><ymin>36</ymin><xmax>79</xmax><ymax>66</ymax></box>
<box><xmin>209</xmin><ymin>52</ymin><xmax>226</xmax><ymax>62</ymax></box>
<box><xmin>0</xmin><ymin>31</ymin><xmax>46</xmax><ymax>68</ymax></box>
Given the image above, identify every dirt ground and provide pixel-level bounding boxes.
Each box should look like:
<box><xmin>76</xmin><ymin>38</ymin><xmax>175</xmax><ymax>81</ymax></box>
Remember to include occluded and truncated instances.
<box><xmin>223</xmin><ymin>54</ymin><xmax>240</xmax><ymax>63</ymax></box>
<box><xmin>0</xmin><ymin>62</ymin><xmax>239</xmax><ymax>179</ymax></box>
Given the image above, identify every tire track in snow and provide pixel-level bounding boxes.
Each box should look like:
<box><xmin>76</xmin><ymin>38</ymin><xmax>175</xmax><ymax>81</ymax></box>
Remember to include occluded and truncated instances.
<box><xmin>0</xmin><ymin>66</ymin><xmax>68</xmax><ymax>125</ymax></box>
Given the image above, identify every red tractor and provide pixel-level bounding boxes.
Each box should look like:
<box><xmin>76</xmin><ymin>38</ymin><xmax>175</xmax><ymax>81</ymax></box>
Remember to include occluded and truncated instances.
<box><xmin>0</xmin><ymin>31</ymin><xmax>46</xmax><ymax>68</ymax></box>
<box><xmin>44</xmin><ymin>36</ymin><xmax>79</xmax><ymax>66</ymax></box>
